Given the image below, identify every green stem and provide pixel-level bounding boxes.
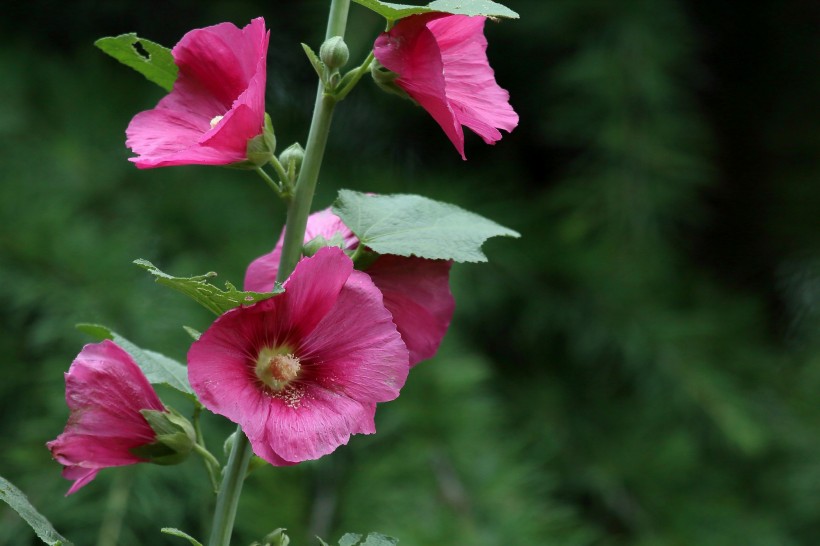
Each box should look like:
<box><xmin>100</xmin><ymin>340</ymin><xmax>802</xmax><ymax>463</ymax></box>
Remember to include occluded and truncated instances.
<box><xmin>254</xmin><ymin>166</ymin><xmax>285</xmax><ymax>198</ymax></box>
<box><xmin>335</xmin><ymin>51</ymin><xmax>374</xmax><ymax>101</ymax></box>
<box><xmin>206</xmin><ymin>430</ymin><xmax>253</xmax><ymax>546</ymax></box>
<box><xmin>206</xmin><ymin>2</ymin><xmax>352</xmax><ymax>545</ymax></box>
<box><xmin>192</xmin><ymin>404</ymin><xmax>220</xmax><ymax>493</ymax></box>
<box><xmin>277</xmin><ymin>0</ymin><xmax>351</xmax><ymax>282</ymax></box>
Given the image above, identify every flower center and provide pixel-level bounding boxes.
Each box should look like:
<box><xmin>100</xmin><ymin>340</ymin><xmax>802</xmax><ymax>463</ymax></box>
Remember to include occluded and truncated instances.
<box><xmin>209</xmin><ymin>115</ymin><xmax>224</xmax><ymax>129</ymax></box>
<box><xmin>255</xmin><ymin>346</ymin><xmax>301</xmax><ymax>391</ymax></box>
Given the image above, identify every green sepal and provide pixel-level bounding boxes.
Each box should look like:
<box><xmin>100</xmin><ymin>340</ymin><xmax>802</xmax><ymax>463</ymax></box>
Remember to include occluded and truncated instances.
<box><xmin>76</xmin><ymin>323</ymin><xmax>194</xmax><ymax>398</ymax></box>
<box><xmin>352</xmin><ymin>0</ymin><xmax>518</xmax><ymax>22</ymax></box>
<box><xmin>183</xmin><ymin>326</ymin><xmax>201</xmax><ymax>341</ymax></box>
<box><xmin>134</xmin><ymin>259</ymin><xmax>283</xmax><ymax>315</ymax></box>
<box><xmin>132</xmin><ymin>407</ymin><xmax>196</xmax><ymax>465</ymax></box>
<box><xmin>303</xmin><ymin>233</ymin><xmax>347</xmax><ymax>257</ymax></box>
<box><xmin>161</xmin><ymin>528</ymin><xmax>203</xmax><ymax>546</ymax></box>
<box><xmin>94</xmin><ymin>33</ymin><xmax>178</xmax><ymax>91</ymax></box>
<box><xmin>332</xmin><ymin>190</ymin><xmax>520</xmax><ymax>262</ymax></box>
<box><xmin>370</xmin><ymin>61</ymin><xmax>412</xmax><ymax>101</ymax></box>
<box><xmin>0</xmin><ymin>476</ymin><xmax>75</xmax><ymax>546</ymax></box>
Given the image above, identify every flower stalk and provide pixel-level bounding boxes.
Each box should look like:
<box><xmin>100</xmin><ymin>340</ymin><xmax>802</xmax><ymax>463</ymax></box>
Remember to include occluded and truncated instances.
<box><xmin>207</xmin><ymin>2</ymin><xmax>351</xmax><ymax>545</ymax></box>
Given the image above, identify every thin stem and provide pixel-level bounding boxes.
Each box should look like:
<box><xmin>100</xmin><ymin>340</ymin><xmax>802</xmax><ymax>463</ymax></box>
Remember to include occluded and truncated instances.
<box><xmin>254</xmin><ymin>166</ymin><xmax>285</xmax><ymax>198</ymax></box>
<box><xmin>335</xmin><ymin>51</ymin><xmax>374</xmax><ymax>101</ymax></box>
<box><xmin>192</xmin><ymin>404</ymin><xmax>220</xmax><ymax>493</ymax></box>
<box><xmin>206</xmin><ymin>430</ymin><xmax>253</xmax><ymax>546</ymax></box>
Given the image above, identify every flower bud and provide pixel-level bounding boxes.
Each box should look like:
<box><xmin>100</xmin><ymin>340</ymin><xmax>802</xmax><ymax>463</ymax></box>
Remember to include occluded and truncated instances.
<box><xmin>278</xmin><ymin>143</ymin><xmax>305</xmax><ymax>172</ymax></box>
<box><xmin>319</xmin><ymin>36</ymin><xmax>349</xmax><ymax>71</ymax></box>
<box><xmin>132</xmin><ymin>407</ymin><xmax>196</xmax><ymax>466</ymax></box>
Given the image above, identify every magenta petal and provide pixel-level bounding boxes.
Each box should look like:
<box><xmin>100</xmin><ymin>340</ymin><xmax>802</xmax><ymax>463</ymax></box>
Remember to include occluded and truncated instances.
<box><xmin>126</xmin><ymin>18</ymin><xmax>269</xmax><ymax>168</ymax></box>
<box><xmin>373</xmin><ymin>14</ymin><xmax>517</xmax><ymax>159</ymax></box>
<box><xmin>191</xmin><ymin>249</ymin><xmax>410</xmax><ymax>466</ymax></box>
<box><xmin>368</xmin><ymin>256</ymin><xmax>454</xmax><ymax>366</ymax></box>
<box><xmin>47</xmin><ymin>340</ymin><xmax>164</xmax><ymax>494</ymax></box>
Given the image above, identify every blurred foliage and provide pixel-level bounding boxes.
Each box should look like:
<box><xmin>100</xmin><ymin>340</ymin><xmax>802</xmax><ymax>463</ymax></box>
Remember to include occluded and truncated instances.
<box><xmin>1</xmin><ymin>0</ymin><xmax>819</xmax><ymax>545</ymax></box>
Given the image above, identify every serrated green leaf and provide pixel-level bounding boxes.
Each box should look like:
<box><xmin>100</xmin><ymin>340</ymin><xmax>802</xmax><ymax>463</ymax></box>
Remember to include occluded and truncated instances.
<box><xmin>161</xmin><ymin>528</ymin><xmax>203</xmax><ymax>546</ymax></box>
<box><xmin>94</xmin><ymin>34</ymin><xmax>178</xmax><ymax>91</ymax></box>
<box><xmin>0</xmin><ymin>476</ymin><xmax>74</xmax><ymax>546</ymax></box>
<box><xmin>352</xmin><ymin>0</ymin><xmax>518</xmax><ymax>21</ymax></box>
<box><xmin>76</xmin><ymin>323</ymin><xmax>194</xmax><ymax>398</ymax></box>
<box><xmin>338</xmin><ymin>533</ymin><xmax>363</xmax><ymax>546</ymax></box>
<box><xmin>361</xmin><ymin>533</ymin><xmax>398</xmax><ymax>546</ymax></box>
<box><xmin>332</xmin><ymin>190</ymin><xmax>520</xmax><ymax>262</ymax></box>
<box><xmin>134</xmin><ymin>259</ymin><xmax>283</xmax><ymax>315</ymax></box>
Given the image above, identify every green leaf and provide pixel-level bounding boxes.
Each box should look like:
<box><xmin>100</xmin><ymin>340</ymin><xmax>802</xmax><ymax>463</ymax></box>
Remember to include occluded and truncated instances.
<box><xmin>0</xmin><ymin>476</ymin><xmax>74</xmax><ymax>546</ymax></box>
<box><xmin>134</xmin><ymin>259</ymin><xmax>283</xmax><ymax>315</ymax></box>
<box><xmin>339</xmin><ymin>534</ymin><xmax>363</xmax><ymax>546</ymax></box>
<box><xmin>94</xmin><ymin>34</ymin><xmax>178</xmax><ymax>91</ymax></box>
<box><xmin>161</xmin><ymin>528</ymin><xmax>203</xmax><ymax>546</ymax></box>
<box><xmin>332</xmin><ymin>190</ymin><xmax>520</xmax><ymax>262</ymax></box>
<box><xmin>361</xmin><ymin>533</ymin><xmax>398</xmax><ymax>546</ymax></box>
<box><xmin>352</xmin><ymin>0</ymin><xmax>518</xmax><ymax>21</ymax></box>
<box><xmin>76</xmin><ymin>323</ymin><xmax>194</xmax><ymax>398</ymax></box>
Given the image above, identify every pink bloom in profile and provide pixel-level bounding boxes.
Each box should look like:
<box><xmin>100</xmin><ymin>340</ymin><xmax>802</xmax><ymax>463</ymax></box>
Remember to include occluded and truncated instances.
<box><xmin>189</xmin><ymin>247</ymin><xmax>409</xmax><ymax>466</ymax></box>
<box><xmin>47</xmin><ymin>340</ymin><xmax>165</xmax><ymax>495</ymax></box>
<box><xmin>244</xmin><ymin>208</ymin><xmax>454</xmax><ymax>366</ymax></box>
<box><xmin>126</xmin><ymin>18</ymin><xmax>269</xmax><ymax>168</ymax></box>
<box><xmin>373</xmin><ymin>13</ymin><xmax>518</xmax><ymax>159</ymax></box>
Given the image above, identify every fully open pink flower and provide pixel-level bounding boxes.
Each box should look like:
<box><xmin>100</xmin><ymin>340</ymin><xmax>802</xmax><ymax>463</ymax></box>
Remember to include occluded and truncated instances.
<box><xmin>189</xmin><ymin>247</ymin><xmax>409</xmax><ymax>465</ymax></box>
<box><xmin>126</xmin><ymin>18</ymin><xmax>269</xmax><ymax>168</ymax></box>
<box><xmin>373</xmin><ymin>13</ymin><xmax>518</xmax><ymax>159</ymax></box>
<box><xmin>47</xmin><ymin>340</ymin><xmax>165</xmax><ymax>495</ymax></box>
<box><xmin>244</xmin><ymin>208</ymin><xmax>454</xmax><ymax>366</ymax></box>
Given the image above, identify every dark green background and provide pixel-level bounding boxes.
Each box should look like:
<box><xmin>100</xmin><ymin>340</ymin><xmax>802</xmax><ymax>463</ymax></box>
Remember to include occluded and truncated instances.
<box><xmin>1</xmin><ymin>1</ymin><xmax>818</xmax><ymax>544</ymax></box>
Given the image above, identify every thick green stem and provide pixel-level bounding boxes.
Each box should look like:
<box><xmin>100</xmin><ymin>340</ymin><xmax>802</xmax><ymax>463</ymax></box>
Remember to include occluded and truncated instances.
<box><xmin>206</xmin><ymin>431</ymin><xmax>253</xmax><ymax>546</ymax></box>
<box><xmin>276</xmin><ymin>0</ymin><xmax>351</xmax><ymax>282</ymax></box>
<box><xmin>206</xmin><ymin>2</ymin><xmax>352</xmax><ymax>546</ymax></box>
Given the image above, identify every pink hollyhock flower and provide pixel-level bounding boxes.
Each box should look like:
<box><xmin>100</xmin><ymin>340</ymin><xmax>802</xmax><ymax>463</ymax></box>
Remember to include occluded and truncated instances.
<box><xmin>188</xmin><ymin>247</ymin><xmax>409</xmax><ymax>466</ymax></box>
<box><xmin>126</xmin><ymin>18</ymin><xmax>269</xmax><ymax>168</ymax></box>
<box><xmin>373</xmin><ymin>13</ymin><xmax>518</xmax><ymax>159</ymax></box>
<box><xmin>47</xmin><ymin>340</ymin><xmax>166</xmax><ymax>495</ymax></box>
<box><xmin>244</xmin><ymin>208</ymin><xmax>454</xmax><ymax>366</ymax></box>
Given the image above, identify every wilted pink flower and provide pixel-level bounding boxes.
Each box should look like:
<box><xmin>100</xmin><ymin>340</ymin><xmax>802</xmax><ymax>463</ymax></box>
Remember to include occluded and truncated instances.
<box><xmin>373</xmin><ymin>13</ymin><xmax>518</xmax><ymax>159</ymax></box>
<box><xmin>189</xmin><ymin>247</ymin><xmax>409</xmax><ymax>465</ymax></box>
<box><xmin>126</xmin><ymin>18</ymin><xmax>269</xmax><ymax>168</ymax></box>
<box><xmin>47</xmin><ymin>340</ymin><xmax>166</xmax><ymax>495</ymax></box>
<box><xmin>245</xmin><ymin>208</ymin><xmax>454</xmax><ymax>366</ymax></box>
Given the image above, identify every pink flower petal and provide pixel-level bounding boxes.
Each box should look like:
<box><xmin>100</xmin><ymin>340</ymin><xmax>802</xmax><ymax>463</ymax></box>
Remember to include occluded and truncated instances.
<box><xmin>244</xmin><ymin>208</ymin><xmax>454</xmax><ymax>365</ymax></box>
<box><xmin>126</xmin><ymin>18</ymin><xmax>269</xmax><ymax>168</ymax></box>
<box><xmin>373</xmin><ymin>14</ymin><xmax>518</xmax><ymax>159</ymax></box>
<box><xmin>190</xmin><ymin>247</ymin><xmax>410</xmax><ymax>465</ymax></box>
<box><xmin>367</xmin><ymin>256</ymin><xmax>454</xmax><ymax>366</ymax></box>
<box><xmin>47</xmin><ymin>340</ymin><xmax>164</xmax><ymax>494</ymax></box>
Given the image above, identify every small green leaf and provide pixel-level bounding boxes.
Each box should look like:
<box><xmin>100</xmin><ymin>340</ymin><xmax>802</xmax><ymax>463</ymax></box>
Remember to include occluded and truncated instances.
<box><xmin>338</xmin><ymin>534</ymin><xmax>363</xmax><ymax>546</ymax></box>
<box><xmin>302</xmin><ymin>42</ymin><xmax>326</xmax><ymax>81</ymax></box>
<box><xmin>161</xmin><ymin>528</ymin><xmax>203</xmax><ymax>546</ymax></box>
<box><xmin>183</xmin><ymin>326</ymin><xmax>201</xmax><ymax>341</ymax></box>
<box><xmin>332</xmin><ymin>190</ymin><xmax>520</xmax><ymax>263</ymax></box>
<box><xmin>352</xmin><ymin>0</ymin><xmax>518</xmax><ymax>21</ymax></box>
<box><xmin>134</xmin><ymin>259</ymin><xmax>283</xmax><ymax>315</ymax></box>
<box><xmin>76</xmin><ymin>323</ymin><xmax>194</xmax><ymax>398</ymax></box>
<box><xmin>94</xmin><ymin>34</ymin><xmax>178</xmax><ymax>91</ymax></box>
<box><xmin>0</xmin><ymin>476</ymin><xmax>74</xmax><ymax>546</ymax></box>
<box><xmin>361</xmin><ymin>534</ymin><xmax>398</xmax><ymax>546</ymax></box>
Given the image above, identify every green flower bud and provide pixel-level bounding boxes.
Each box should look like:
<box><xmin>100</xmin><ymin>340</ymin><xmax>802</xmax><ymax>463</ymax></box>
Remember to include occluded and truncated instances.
<box><xmin>131</xmin><ymin>407</ymin><xmax>196</xmax><ymax>466</ymax></box>
<box><xmin>319</xmin><ymin>36</ymin><xmax>349</xmax><ymax>71</ymax></box>
<box><xmin>278</xmin><ymin>143</ymin><xmax>305</xmax><ymax>173</ymax></box>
